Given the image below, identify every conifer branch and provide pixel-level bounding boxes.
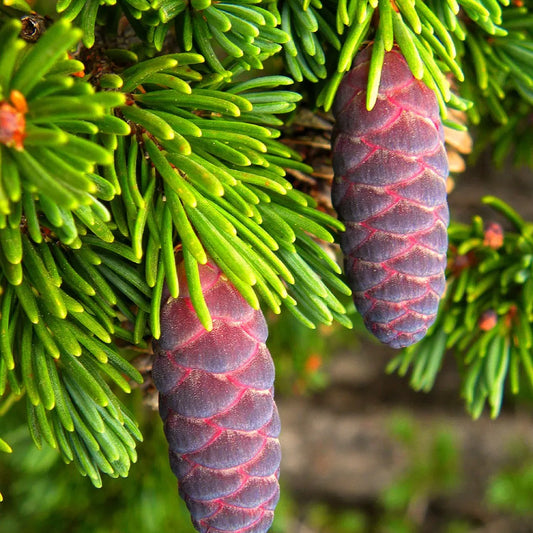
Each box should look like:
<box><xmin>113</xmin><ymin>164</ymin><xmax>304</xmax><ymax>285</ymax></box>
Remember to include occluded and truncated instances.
<box><xmin>0</xmin><ymin>9</ymin><xmax>353</xmax><ymax>492</ymax></box>
<box><xmin>388</xmin><ymin>198</ymin><xmax>533</xmax><ymax>419</ymax></box>
<box><xmin>1</xmin><ymin>0</ymin><xmax>533</xmax><ymax>506</ymax></box>
<box><xmin>109</xmin><ymin>53</ymin><xmax>352</xmax><ymax>331</ymax></box>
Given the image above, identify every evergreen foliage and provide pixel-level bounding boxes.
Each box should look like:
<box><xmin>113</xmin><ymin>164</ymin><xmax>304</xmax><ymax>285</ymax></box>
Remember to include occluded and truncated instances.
<box><xmin>1</xmin><ymin>0</ymin><xmax>533</xmax><ymax>511</ymax></box>
<box><xmin>388</xmin><ymin>197</ymin><xmax>533</xmax><ymax>419</ymax></box>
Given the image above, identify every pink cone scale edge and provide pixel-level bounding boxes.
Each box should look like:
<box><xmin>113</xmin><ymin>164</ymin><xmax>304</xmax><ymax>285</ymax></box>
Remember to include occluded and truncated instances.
<box><xmin>153</xmin><ymin>260</ymin><xmax>281</xmax><ymax>533</ymax></box>
<box><xmin>331</xmin><ymin>45</ymin><xmax>449</xmax><ymax>349</ymax></box>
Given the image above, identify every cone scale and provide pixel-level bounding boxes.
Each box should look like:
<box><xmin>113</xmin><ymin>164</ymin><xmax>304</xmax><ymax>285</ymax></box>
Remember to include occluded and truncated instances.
<box><xmin>331</xmin><ymin>45</ymin><xmax>449</xmax><ymax>348</ymax></box>
<box><xmin>153</xmin><ymin>260</ymin><xmax>281</xmax><ymax>533</ymax></box>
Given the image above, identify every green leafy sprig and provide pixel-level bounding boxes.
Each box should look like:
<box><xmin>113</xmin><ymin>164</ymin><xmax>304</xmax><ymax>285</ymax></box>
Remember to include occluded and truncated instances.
<box><xmin>57</xmin><ymin>0</ymin><xmax>290</xmax><ymax>65</ymax></box>
<box><xmin>0</xmin><ymin>18</ymin><xmax>144</xmax><ymax>487</ymax></box>
<box><xmin>388</xmin><ymin>197</ymin><xmax>533</xmax><ymax>419</ymax></box>
<box><xmin>316</xmin><ymin>0</ymin><xmax>475</xmax><ymax>114</ymax></box>
<box><xmin>0</xmin><ymin>14</ymin><xmax>355</xmax><ymax>491</ymax></box>
<box><xmin>279</xmin><ymin>0</ymin><xmax>340</xmax><ymax>83</ymax></box>
<box><xmin>176</xmin><ymin>1</ymin><xmax>290</xmax><ymax>75</ymax></box>
<box><xmin>457</xmin><ymin>5</ymin><xmax>533</xmax><ymax>127</ymax></box>
<box><xmin>0</xmin><ymin>19</ymin><xmax>129</xmax><ymax>251</ymax></box>
<box><xmin>56</xmin><ymin>0</ymin><xmax>163</xmax><ymax>48</ymax></box>
<box><xmin>109</xmin><ymin>54</ymin><xmax>352</xmax><ymax>334</ymax></box>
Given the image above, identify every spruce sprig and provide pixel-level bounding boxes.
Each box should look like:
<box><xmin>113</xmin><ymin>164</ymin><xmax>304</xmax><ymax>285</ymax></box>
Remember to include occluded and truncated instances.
<box><xmin>388</xmin><ymin>197</ymin><xmax>533</xmax><ymax>419</ymax></box>
<box><xmin>317</xmin><ymin>0</ymin><xmax>474</xmax><ymax>113</ymax></box>
<box><xmin>2</xmin><ymin>0</ymin><xmax>533</xmax><ymax>501</ymax></box>
<box><xmin>279</xmin><ymin>0</ymin><xmax>338</xmax><ymax>83</ymax></box>
<box><xmin>0</xmin><ymin>19</ymin><xmax>129</xmax><ymax>249</ymax></box>
<box><xmin>0</xmin><ymin>18</ymin><xmax>144</xmax><ymax>487</ymax></box>
<box><xmin>110</xmin><ymin>53</ymin><xmax>352</xmax><ymax>333</ymax></box>
<box><xmin>177</xmin><ymin>1</ymin><xmax>289</xmax><ymax>74</ymax></box>
<box><xmin>57</xmin><ymin>0</ymin><xmax>290</xmax><ymax>63</ymax></box>
<box><xmin>0</xmin><ymin>11</ymin><xmax>354</xmax><ymax>492</ymax></box>
<box><xmin>461</xmin><ymin>5</ymin><xmax>533</xmax><ymax>125</ymax></box>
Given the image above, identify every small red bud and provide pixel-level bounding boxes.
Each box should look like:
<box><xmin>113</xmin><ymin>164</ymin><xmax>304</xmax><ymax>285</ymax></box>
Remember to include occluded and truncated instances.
<box><xmin>483</xmin><ymin>222</ymin><xmax>504</xmax><ymax>250</ymax></box>
<box><xmin>0</xmin><ymin>90</ymin><xmax>27</xmax><ymax>150</ymax></box>
<box><xmin>478</xmin><ymin>310</ymin><xmax>498</xmax><ymax>331</ymax></box>
<box><xmin>451</xmin><ymin>251</ymin><xmax>476</xmax><ymax>275</ymax></box>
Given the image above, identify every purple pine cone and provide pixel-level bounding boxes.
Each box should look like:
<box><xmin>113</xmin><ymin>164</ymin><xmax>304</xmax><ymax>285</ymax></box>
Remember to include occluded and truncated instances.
<box><xmin>153</xmin><ymin>260</ymin><xmax>281</xmax><ymax>533</ymax></box>
<box><xmin>331</xmin><ymin>45</ymin><xmax>449</xmax><ymax>349</ymax></box>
